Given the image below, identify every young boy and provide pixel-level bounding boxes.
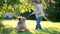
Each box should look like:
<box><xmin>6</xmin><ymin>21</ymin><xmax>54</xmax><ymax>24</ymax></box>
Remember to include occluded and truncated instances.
<box><xmin>29</xmin><ymin>0</ymin><xmax>45</xmax><ymax>30</ymax></box>
<box><xmin>16</xmin><ymin>17</ymin><xmax>28</xmax><ymax>32</ymax></box>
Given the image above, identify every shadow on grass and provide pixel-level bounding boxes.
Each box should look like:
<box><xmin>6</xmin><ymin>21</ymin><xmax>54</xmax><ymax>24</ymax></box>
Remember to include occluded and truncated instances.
<box><xmin>33</xmin><ymin>27</ymin><xmax>60</xmax><ymax>34</ymax></box>
<box><xmin>0</xmin><ymin>27</ymin><xmax>33</xmax><ymax>34</ymax></box>
<box><xmin>0</xmin><ymin>19</ymin><xmax>33</xmax><ymax>34</ymax></box>
<box><xmin>1</xmin><ymin>26</ymin><xmax>60</xmax><ymax>34</ymax></box>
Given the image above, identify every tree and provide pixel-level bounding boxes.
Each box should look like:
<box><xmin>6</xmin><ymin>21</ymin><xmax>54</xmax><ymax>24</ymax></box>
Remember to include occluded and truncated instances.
<box><xmin>0</xmin><ymin>0</ymin><xmax>34</xmax><ymax>17</ymax></box>
<box><xmin>40</xmin><ymin>0</ymin><xmax>60</xmax><ymax>21</ymax></box>
<box><xmin>30</xmin><ymin>0</ymin><xmax>60</xmax><ymax>21</ymax></box>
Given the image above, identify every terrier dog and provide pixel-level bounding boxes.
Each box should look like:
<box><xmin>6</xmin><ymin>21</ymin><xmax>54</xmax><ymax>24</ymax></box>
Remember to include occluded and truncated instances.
<box><xmin>16</xmin><ymin>17</ymin><xmax>28</xmax><ymax>32</ymax></box>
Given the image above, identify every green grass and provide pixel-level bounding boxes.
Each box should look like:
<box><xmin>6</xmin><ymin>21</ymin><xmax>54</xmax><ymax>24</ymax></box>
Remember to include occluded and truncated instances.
<box><xmin>0</xmin><ymin>20</ymin><xmax>60</xmax><ymax>34</ymax></box>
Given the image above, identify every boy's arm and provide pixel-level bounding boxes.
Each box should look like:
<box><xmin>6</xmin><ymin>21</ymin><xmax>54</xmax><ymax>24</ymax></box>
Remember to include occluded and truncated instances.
<box><xmin>31</xmin><ymin>11</ymin><xmax>36</xmax><ymax>15</ymax></box>
<box><xmin>27</xmin><ymin>11</ymin><xmax>36</xmax><ymax>18</ymax></box>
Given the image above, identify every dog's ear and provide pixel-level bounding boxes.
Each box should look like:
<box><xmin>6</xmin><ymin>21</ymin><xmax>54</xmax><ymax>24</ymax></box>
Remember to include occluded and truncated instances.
<box><xmin>19</xmin><ymin>18</ymin><xmax>21</xmax><ymax>20</ymax></box>
<box><xmin>23</xmin><ymin>17</ymin><xmax>26</xmax><ymax>20</ymax></box>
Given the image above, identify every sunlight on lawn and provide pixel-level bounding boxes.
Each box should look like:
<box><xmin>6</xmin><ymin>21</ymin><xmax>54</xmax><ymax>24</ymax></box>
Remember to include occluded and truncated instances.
<box><xmin>2</xmin><ymin>20</ymin><xmax>60</xmax><ymax>29</ymax></box>
<box><xmin>2</xmin><ymin>20</ymin><xmax>60</xmax><ymax>34</ymax></box>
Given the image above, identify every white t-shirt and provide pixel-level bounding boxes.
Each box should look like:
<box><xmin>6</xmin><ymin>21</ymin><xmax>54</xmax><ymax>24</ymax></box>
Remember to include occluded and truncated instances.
<box><xmin>34</xmin><ymin>4</ymin><xmax>45</xmax><ymax>18</ymax></box>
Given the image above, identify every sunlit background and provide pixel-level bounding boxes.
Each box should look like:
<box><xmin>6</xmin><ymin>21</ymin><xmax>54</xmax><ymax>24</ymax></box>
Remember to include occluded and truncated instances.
<box><xmin>0</xmin><ymin>0</ymin><xmax>60</xmax><ymax>34</ymax></box>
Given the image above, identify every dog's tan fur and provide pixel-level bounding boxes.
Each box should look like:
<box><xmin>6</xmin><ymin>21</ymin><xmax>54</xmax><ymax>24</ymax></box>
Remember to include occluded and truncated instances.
<box><xmin>16</xmin><ymin>17</ymin><xmax>28</xmax><ymax>31</ymax></box>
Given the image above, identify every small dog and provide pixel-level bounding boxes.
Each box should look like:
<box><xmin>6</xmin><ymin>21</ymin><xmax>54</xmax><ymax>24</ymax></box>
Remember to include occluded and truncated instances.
<box><xmin>16</xmin><ymin>17</ymin><xmax>28</xmax><ymax>32</ymax></box>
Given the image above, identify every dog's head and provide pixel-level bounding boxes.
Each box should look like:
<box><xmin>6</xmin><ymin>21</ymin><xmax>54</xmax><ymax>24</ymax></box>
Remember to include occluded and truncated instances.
<box><xmin>18</xmin><ymin>16</ymin><xmax>26</xmax><ymax>22</ymax></box>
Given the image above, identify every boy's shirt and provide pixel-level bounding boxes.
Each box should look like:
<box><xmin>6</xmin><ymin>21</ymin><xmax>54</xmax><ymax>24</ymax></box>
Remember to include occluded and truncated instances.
<box><xmin>34</xmin><ymin>4</ymin><xmax>45</xmax><ymax>18</ymax></box>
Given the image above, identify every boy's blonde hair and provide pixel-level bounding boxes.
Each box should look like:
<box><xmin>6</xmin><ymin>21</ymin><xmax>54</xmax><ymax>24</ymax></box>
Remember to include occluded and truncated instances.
<box><xmin>32</xmin><ymin>0</ymin><xmax>40</xmax><ymax>4</ymax></box>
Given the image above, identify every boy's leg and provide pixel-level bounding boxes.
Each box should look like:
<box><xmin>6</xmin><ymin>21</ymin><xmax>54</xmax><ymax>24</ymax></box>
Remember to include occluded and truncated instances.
<box><xmin>36</xmin><ymin>16</ymin><xmax>43</xmax><ymax>30</ymax></box>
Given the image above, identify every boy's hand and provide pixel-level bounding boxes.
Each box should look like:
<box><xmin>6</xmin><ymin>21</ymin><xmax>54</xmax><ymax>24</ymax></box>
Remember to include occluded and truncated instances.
<box><xmin>26</xmin><ymin>12</ymin><xmax>34</xmax><ymax>18</ymax></box>
<box><xmin>31</xmin><ymin>11</ymin><xmax>36</xmax><ymax>14</ymax></box>
<box><xmin>26</xmin><ymin>11</ymin><xmax>36</xmax><ymax>18</ymax></box>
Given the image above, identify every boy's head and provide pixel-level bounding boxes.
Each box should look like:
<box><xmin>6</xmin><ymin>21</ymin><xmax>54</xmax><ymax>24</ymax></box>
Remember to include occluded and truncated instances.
<box><xmin>32</xmin><ymin>0</ymin><xmax>39</xmax><ymax>5</ymax></box>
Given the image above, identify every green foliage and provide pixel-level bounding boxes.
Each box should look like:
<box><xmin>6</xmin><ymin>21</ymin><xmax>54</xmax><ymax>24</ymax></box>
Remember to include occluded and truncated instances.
<box><xmin>0</xmin><ymin>0</ymin><xmax>60</xmax><ymax>21</ymax></box>
<box><xmin>0</xmin><ymin>0</ymin><xmax>34</xmax><ymax>14</ymax></box>
<box><xmin>0</xmin><ymin>0</ymin><xmax>34</xmax><ymax>17</ymax></box>
<box><xmin>39</xmin><ymin>0</ymin><xmax>60</xmax><ymax>21</ymax></box>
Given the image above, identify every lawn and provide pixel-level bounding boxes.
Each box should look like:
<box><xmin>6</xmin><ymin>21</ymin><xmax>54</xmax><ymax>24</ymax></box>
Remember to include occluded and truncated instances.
<box><xmin>0</xmin><ymin>20</ymin><xmax>60</xmax><ymax>34</ymax></box>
